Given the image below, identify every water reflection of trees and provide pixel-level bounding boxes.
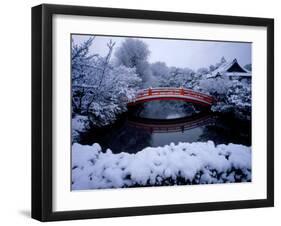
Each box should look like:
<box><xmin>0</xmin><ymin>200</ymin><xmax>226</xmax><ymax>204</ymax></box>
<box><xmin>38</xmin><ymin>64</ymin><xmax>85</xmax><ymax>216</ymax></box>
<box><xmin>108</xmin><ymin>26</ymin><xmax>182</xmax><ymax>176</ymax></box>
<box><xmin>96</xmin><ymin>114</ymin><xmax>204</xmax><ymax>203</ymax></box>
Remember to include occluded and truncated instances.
<box><xmin>199</xmin><ymin>116</ymin><xmax>251</xmax><ymax>146</ymax></box>
<box><xmin>127</xmin><ymin>113</ymin><xmax>215</xmax><ymax>134</ymax></box>
<box><xmin>79</xmin><ymin>119</ymin><xmax>152</xmax><ymax>154</ymax></box>
<box><xmin>78</xmin><ymin>111</ymin><xmax>251</xmax><ymax>155</ymax></box>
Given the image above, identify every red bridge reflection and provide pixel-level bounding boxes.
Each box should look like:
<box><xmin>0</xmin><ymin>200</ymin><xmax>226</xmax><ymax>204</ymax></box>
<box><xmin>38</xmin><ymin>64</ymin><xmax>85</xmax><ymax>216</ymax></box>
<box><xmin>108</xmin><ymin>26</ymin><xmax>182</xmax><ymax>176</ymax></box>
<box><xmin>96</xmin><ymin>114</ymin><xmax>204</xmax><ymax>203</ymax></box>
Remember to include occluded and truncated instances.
<box><xmin>127</xmin><ymin>114</ymin><xmax>215</xmax><ymax>133</ymax></box>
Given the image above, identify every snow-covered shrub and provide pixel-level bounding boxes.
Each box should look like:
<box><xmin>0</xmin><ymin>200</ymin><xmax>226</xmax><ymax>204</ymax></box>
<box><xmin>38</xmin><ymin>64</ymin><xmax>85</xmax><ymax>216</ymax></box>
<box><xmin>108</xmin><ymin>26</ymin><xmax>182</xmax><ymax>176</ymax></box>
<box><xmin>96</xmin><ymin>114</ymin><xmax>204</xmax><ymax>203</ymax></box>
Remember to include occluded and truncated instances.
<box><xmin>199</xmin><ymin>76</ymin><xmax>231</xmax><ymax>95</ymax></box>
<box><xmin>72</xmin><ymin>115</ymin><xmax>91</xmax><ymax>143</ymax></box>
<box><xmin>225</xmin><ymin>80</ymin><xmax>251</xmax><ymax>119</ymax></box>
<box><xmin>160</xmin><ymin>67</ymin><xmax>195</xmax><ymax>88</ymax></box>
<box><xmin>199</xmin><ymin>76</ymin><xmax>251</xmax><ymax>120</ymax></box>
<box><xmin>72</xmin><ymin>141</ymin><xmax>251</xmax><ymax>190</ymax></box>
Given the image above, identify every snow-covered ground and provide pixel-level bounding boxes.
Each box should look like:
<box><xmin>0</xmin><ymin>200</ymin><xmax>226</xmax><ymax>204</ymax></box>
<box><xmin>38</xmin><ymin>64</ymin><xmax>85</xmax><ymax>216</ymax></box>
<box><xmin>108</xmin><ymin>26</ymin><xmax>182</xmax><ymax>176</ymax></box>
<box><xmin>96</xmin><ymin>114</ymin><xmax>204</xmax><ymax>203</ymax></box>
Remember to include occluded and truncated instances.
<box><xmin>72</xmin><ymin>141</ymin><xmax>251</xmax><ymax>190</ymax></box>
<box><xmin>72</xmin><ymin>115</ymin><xmax>90</xmax><ymax>143</ymax></box>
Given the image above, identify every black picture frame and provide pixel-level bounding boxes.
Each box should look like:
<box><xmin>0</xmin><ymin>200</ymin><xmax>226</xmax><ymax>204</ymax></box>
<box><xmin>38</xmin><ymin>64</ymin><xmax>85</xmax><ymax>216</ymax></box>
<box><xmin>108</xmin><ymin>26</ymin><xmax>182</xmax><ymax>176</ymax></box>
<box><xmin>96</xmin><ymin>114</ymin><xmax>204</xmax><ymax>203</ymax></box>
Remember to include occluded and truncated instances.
<box><xmin>32</xmin><ymin>3</ymin><xmax>274</xmax><ymax>222</ymax></box>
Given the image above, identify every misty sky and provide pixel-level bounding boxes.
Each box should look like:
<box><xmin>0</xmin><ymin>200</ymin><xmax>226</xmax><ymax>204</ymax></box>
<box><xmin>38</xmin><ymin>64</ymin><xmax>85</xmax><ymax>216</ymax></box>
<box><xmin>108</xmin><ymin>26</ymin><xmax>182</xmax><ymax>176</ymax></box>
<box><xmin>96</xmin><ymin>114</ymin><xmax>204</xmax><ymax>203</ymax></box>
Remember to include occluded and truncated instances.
<box><xmin>72</xmin><ymin>34</ymin><xmax>251</xmax><ymax>70</ymax></box>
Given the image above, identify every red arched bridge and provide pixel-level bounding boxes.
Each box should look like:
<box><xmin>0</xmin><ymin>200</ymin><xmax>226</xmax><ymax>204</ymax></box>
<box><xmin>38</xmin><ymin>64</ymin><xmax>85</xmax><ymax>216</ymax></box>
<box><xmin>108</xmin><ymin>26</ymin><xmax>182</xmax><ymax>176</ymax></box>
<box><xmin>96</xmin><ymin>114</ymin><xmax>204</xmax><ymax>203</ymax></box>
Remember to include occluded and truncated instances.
<box><xmin>127</xmin><ymin>87</ymin><xmax>214</xmax><ymax>107</ymax></box>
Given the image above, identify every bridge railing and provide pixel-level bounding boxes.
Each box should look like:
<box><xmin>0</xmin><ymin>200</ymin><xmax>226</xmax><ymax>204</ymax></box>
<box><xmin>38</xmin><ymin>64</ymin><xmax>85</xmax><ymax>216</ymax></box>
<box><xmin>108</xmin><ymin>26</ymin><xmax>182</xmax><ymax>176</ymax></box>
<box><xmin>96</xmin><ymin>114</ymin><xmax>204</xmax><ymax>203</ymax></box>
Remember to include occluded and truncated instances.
<box><xmin>136</xmin><ymin>87</ymin><xmax>213</xmax><ymax>103</ymax></box>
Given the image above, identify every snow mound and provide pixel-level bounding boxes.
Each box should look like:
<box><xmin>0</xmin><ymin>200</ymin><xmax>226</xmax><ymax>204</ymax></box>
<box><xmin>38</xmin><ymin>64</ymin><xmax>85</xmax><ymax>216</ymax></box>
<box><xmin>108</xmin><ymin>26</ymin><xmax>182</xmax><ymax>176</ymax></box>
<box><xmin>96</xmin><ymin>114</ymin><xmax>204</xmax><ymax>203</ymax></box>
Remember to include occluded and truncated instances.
<box><xmin>72</xmin><ymin>115</ymin><xmax>90</xmax><ymax>143</ymax></box>
<box><xmin>72</xmin><ymin>141</ymin><xmax>251</xmax><ymax>190</ymax></box>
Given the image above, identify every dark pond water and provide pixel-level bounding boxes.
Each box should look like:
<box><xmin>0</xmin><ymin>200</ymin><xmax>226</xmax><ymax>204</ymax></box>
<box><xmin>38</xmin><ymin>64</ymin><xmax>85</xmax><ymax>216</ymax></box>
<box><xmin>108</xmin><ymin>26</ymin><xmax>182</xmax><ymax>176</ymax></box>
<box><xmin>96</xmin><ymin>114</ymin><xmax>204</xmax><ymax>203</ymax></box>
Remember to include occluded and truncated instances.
<box><xmin>78</xmin><ymin>101</ymin><xmax>251</xmax><ymax>154</ymax></box>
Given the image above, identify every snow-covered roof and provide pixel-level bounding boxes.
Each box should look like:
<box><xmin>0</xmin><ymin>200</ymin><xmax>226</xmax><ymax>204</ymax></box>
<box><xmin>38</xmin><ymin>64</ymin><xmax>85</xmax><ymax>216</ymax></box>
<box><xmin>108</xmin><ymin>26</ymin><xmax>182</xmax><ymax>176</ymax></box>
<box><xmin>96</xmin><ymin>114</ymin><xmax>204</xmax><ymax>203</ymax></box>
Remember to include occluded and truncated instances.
<box><xmin>206</xmin><ymin>59</ymin><xmax>251</xmax><ymax>79</ymax></box>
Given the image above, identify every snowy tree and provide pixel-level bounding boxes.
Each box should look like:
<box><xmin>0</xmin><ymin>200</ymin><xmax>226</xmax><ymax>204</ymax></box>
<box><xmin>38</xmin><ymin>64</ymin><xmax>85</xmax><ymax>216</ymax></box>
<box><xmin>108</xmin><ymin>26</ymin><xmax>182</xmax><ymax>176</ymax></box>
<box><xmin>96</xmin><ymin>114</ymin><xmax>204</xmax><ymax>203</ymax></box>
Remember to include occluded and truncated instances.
<box><xmin>86</xmin><ymin>65</ymin><xmax>141</xmax><ymax>126</ymax></box>
<box><xmin>114</xmin><ymin>38</ymin><xmax>151</xmax><ymax>85</ymax></box>
<box><xmin>151</xmin><ymin>62</ymin><xmax>169</xmax><ymax>78</ymax></box>
<box><xmin>167</xmin><ymin>67</ymin><xmax>195</xmax><ymax>88</ymax></box>
<box><xmin>199</xmin><ymin>76</ymin><xmax>231</xmax><ymax>95</ymax></box>
<box><xmin>150</xmin><ymin>62</ymin><xmax>170</xmax><ymax>87</ymax></box>
<box><xmin>209</xmin><ymin>64</ymin><xmax>216</xmax><ymax>72</ymax></box>
<box><xmin>206</xmin><ymin>57</ymin><xmax>226</xmax><ymax>74</ymax></box>
<box><xmin>220</xmin><ymin>56</ymin><xmax>227</xmax><ymax>64</ymax></box>
<box><xmin>214</xmin><ymin>56</ymin><xmax>227</xmax><ymax>69</ymax></box>
<box><xmin>226</xmin><ymin>81</ymin><xmax>251</xmax><ymax>120</ymax></box>
<box><xmin>83</xmin><ymin>40</ymin><xmax>116</xmax><ymax>113</ymax></box>
<box><xmin>150</xmin><ymin>63</ymin><xmax>196</xmax><ymax>89</ymax></box>
<box><xmin>197</xmin><ymin>67</ymin><xmax>209</xmax><ymax>76</ymax></box>
<box><xmin>72</xmin><ymin>37</ymin><xmax>98</xmax><ymax>83</ymax></box>
<box><xmin>244</xmin><ymin>64</ymin><xmax>252</xmax><ymax>71</ymax></box>
<box><xmin>150</xmin><ymin>62</ymin><xmax>195</xmax><ymax>88</ymax></box>
<box><xmin>72</xmin><ymin>38</ymin><xmax>141</xmax><ymax>127</ymax></box>
<box><xmin>72</xmin><ymin>37</ymin><xmax>98</xmax><ymax>114</ymax></box>
<box><xmin>199</xmin><ymin>76</ymin><xmax>251</xmax><ymax>120</ymax></box>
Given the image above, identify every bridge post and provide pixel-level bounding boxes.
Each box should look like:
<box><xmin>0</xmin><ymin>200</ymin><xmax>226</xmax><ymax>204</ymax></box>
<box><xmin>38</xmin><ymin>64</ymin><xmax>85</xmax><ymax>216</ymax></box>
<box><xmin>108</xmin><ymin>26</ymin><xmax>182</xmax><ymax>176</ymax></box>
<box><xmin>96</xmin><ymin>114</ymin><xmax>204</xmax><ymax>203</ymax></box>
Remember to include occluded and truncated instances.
<box><xmin>180</xmin><ymin>87</ymin><xmax>184</xmax><ymax>95</ymax></box>
<box><xmin>148</xmin><ymin>87</ymin><xmax>152</xmax><ymax>96</ymax></box>
<box><xmin>181</xmin><ymin>125</ymin><xmax>184</xmax><ymax>133</ymax></box>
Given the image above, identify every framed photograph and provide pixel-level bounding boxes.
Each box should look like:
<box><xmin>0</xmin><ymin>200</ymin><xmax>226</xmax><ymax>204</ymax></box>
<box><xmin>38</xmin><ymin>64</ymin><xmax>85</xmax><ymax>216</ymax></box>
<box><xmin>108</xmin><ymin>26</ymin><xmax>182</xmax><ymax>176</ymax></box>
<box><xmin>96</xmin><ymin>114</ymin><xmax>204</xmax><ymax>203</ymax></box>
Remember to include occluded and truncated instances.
<box><xmin>32</xmin><ymin>4</ymin><xmax>274</xmax><ymax>221</ymax></box>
